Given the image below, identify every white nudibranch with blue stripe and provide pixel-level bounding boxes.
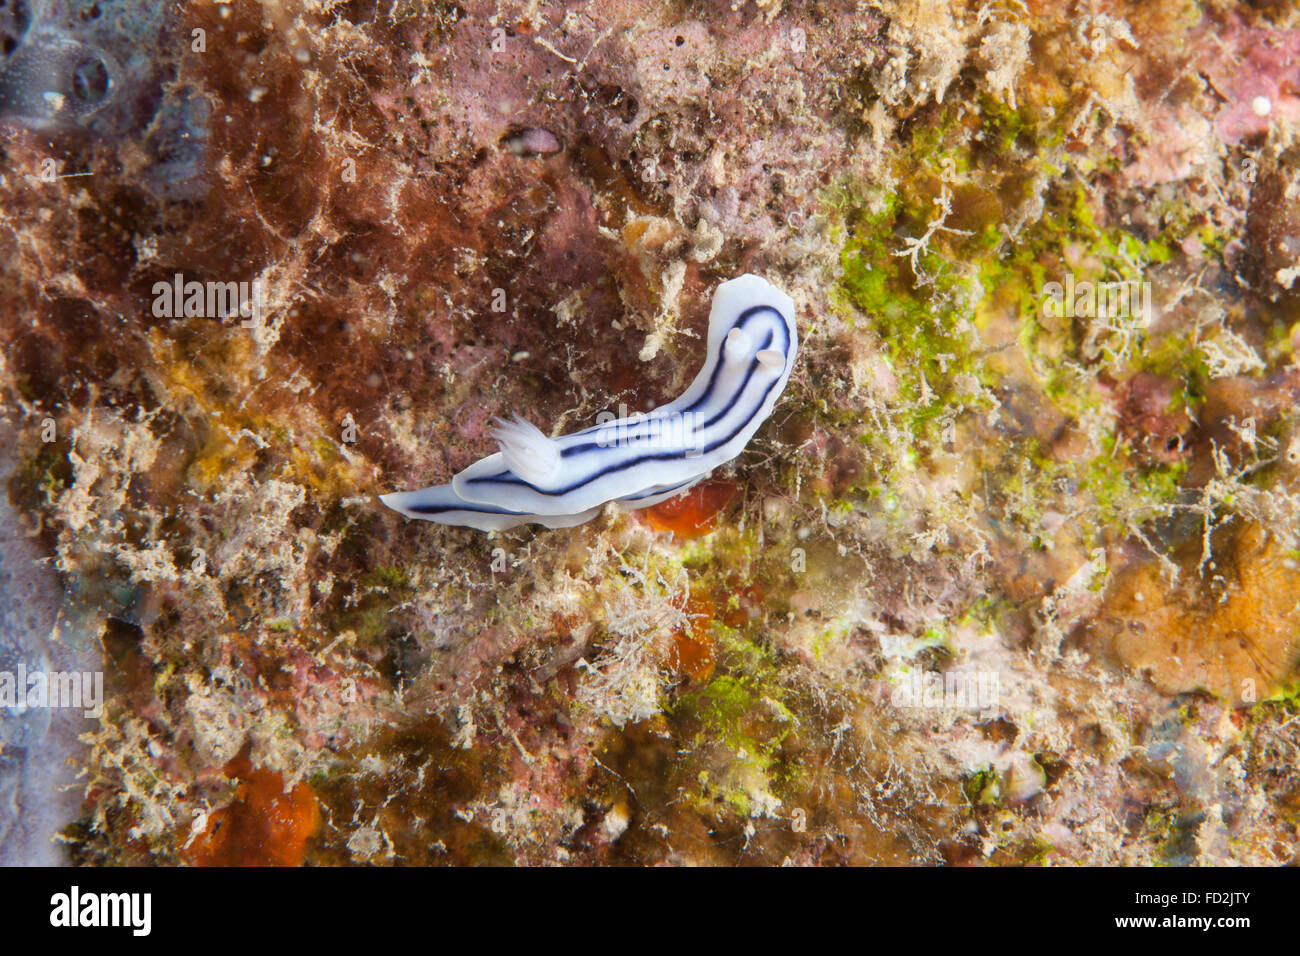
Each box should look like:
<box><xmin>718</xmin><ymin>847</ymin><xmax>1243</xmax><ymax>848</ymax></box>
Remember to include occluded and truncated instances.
<box><xmin>380</xmin><ymin>274</ymin><xmax>797</xmax><ymax>531</ymax></box>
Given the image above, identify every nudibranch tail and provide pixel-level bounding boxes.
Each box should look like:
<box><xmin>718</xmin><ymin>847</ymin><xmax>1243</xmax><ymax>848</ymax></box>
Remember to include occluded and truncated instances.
<box><xmin>381</xmin><ymin>273</ymin><xmax>798</xmax><ymax>532</ymax></box>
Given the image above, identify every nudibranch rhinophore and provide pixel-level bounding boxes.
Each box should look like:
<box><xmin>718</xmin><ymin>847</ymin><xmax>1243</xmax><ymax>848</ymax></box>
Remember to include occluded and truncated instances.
<box><xmin>380</xmin><ymin>273</ymin><xmax>797</xmax><ymax>531</ymax></box>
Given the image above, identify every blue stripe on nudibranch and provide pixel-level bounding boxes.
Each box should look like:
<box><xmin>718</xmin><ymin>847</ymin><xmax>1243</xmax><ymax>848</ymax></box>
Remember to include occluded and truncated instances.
<box><xmin>379</xmin><ymin>273</ymin><xmax>798</xmax><ymax>531</ymax></box>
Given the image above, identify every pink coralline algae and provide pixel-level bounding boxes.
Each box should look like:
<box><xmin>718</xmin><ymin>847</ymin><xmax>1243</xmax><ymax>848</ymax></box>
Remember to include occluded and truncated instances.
<box><xmin>1197</xmin><ymin>16</ymin><xmax>1300</xmax><ymax>144</ymax></box>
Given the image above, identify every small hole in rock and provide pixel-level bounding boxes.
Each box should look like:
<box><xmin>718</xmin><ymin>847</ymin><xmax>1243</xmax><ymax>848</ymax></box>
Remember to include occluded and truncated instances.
<box><xmin>71</xmin><ymin>56</ymin><xmax>110</xmax><ymax>104</ymax></box>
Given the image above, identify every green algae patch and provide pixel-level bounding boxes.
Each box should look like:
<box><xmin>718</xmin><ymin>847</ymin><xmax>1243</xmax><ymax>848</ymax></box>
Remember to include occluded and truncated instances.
<box><xmin>670</xmin><ymin>628</ymin><xmax>800</xmax><ymax>821</ymax></box>
<box><xmin>684</xmin><ymin>674</ymin><xmax>796</xmax><ymax>754</ymax></box>
<box><xmin>962</xmin><ymin>766</ymin><xmax>1004</xmax><ymax>809</ymax></box>
<box><xmin>829</xmin><ymin>88</ymin><xmax>1237</xmax><ymax>561</ymax></box>
<box><xmin>838</xmin><ymin>186</ymin><xmax>991</xmax><ymax>443</ymax></box>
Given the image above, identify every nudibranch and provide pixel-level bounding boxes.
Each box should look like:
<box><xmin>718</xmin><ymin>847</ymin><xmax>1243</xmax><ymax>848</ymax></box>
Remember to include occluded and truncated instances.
<box><xmin>380</xmin><ymin>273</ymin><xmax>797</xmax><ymax>531</ymax></box>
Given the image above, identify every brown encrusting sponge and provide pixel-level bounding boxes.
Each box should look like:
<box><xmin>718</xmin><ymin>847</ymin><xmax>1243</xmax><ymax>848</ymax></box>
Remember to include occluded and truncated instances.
<box><xmin>1</xmin><ymin>0</ymin><xmax>1299</xmax><ymax>866</ymax></box>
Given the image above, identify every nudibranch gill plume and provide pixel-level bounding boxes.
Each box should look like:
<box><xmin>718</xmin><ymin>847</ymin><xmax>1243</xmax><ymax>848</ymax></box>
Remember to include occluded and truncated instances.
<box><xmin>380</xmin><ymin>274</ymin><xmax>797</xmax><ymax>531</ymax></box>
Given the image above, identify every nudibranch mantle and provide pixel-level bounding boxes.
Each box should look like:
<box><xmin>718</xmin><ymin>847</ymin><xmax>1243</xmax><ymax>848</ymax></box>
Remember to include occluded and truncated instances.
<box><xmin>380</xmin><ymin>273</ymin><xmax>797</xmax><ymax>531</ymax></box>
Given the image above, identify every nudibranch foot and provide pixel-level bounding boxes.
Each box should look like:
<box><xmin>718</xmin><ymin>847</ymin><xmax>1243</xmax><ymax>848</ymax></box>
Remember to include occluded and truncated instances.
<box><xmin>381</xmin><ymin>273</ymin><xmax>798</xmax><ymax>532</ymax></box>
<box><xmin>378</xmin><ymin>486</ymin><xmax>603</xmax><ymax>531</ymax></box>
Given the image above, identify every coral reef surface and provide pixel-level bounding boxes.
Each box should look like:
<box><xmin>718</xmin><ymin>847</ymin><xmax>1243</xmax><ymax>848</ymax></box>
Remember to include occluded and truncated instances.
<box><xmin>1</xmin><ymin>0</ymin><xmax>1299</xmax><ymax>866</ymax></box>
